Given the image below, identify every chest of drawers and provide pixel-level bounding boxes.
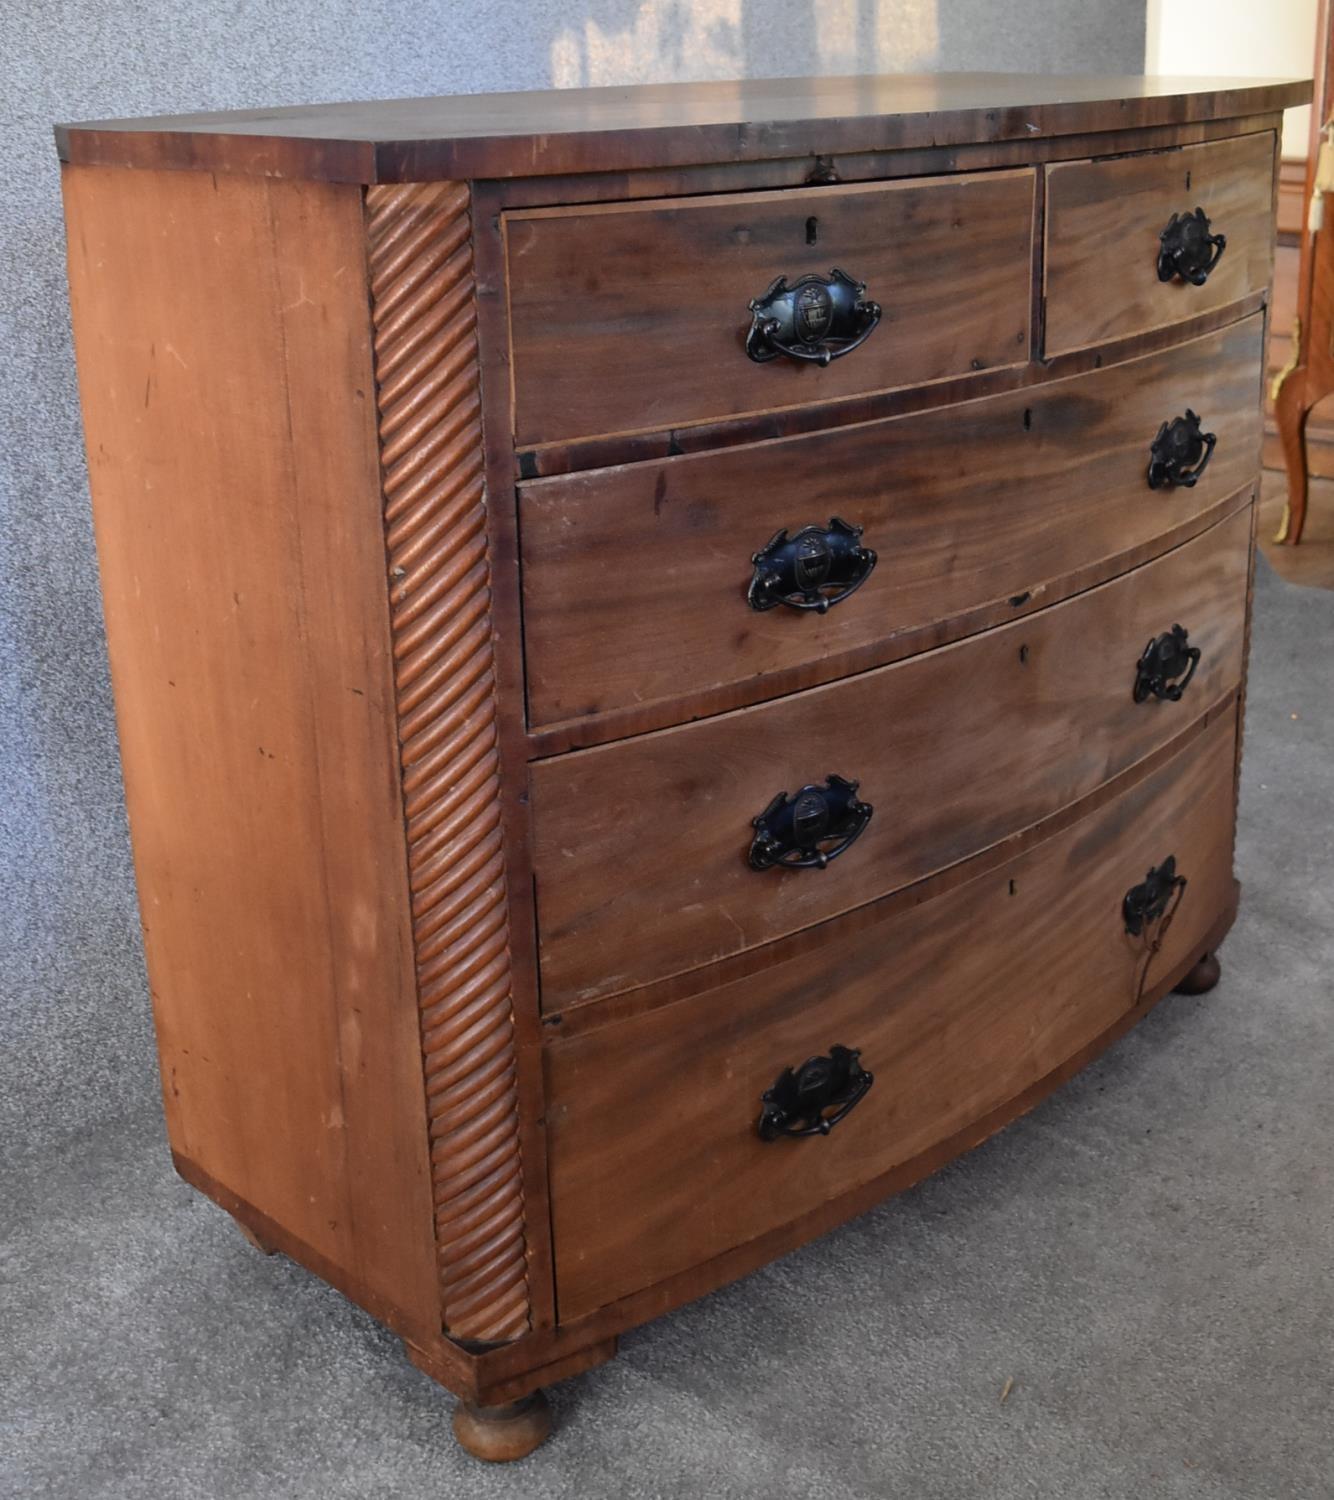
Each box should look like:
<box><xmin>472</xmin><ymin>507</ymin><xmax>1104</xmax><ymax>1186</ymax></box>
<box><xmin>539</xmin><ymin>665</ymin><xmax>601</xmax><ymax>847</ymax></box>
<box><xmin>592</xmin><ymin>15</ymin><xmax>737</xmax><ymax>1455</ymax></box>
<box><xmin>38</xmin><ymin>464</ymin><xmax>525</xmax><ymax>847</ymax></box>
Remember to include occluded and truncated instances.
<box><xmin>57</xmin><ymin>72</ymin><xmax>1307</xmax><ymax>1461</ymax></box>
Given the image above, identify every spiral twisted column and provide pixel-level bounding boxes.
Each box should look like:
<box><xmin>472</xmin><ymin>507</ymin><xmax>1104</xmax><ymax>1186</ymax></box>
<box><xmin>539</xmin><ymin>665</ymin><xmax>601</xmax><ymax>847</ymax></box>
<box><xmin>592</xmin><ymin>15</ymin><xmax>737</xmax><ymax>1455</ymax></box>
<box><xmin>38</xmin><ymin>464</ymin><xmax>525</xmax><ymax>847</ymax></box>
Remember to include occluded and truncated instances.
<box><xmin>365</xmin><ymin>181</ymin><xmax>530</xmax><ymax>1343</ymax></box>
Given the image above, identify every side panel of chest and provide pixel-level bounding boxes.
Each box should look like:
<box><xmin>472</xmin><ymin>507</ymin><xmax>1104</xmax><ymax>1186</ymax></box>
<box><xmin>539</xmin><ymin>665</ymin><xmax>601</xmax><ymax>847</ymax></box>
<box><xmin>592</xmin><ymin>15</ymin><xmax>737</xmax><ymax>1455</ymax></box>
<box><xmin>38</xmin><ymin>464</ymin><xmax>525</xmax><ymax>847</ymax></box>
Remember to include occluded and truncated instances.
<box><xmin>60</xmin><ymin>164</ymin><xmax>442</xmax><ymax>1344</ymax></box>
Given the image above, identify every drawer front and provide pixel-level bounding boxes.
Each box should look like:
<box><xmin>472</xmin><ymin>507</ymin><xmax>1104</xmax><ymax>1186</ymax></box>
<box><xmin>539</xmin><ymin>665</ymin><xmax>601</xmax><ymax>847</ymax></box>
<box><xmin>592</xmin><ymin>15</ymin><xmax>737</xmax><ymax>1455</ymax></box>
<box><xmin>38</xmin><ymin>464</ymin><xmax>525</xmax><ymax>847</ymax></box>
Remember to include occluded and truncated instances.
<box><xmin>532</xmin><ymin>507</ymin><xmax>1250</xmax><ymax>1006</ymax></box>
<box><xmin>506</xmin><ymin>171</ymin><xmax>1034</xmax><ymax>446</ymax></box>
<box><xmin>521</xmin><ymin>315</ymin><xmax>1264</xmax><ymax>734</ymax></box>
<box><xmin>1045</xmin><ymin>133</ymin><xmax>1275</xmax><ymax>355</ymax></box>
<box><xmin>546</xmin><ymin>711</ymin><xmax>1239</xmax><ymax>1320</ymax></box>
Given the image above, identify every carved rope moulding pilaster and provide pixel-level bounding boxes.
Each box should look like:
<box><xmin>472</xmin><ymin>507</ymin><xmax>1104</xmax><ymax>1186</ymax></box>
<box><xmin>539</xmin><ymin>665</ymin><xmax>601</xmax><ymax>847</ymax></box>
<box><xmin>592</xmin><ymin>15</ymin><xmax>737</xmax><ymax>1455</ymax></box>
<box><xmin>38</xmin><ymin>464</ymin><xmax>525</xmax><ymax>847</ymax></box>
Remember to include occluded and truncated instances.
<box><xmin>366</xmin><ymin>181</ymin><xmax>531</xmax><ymax>1343</ymax></box>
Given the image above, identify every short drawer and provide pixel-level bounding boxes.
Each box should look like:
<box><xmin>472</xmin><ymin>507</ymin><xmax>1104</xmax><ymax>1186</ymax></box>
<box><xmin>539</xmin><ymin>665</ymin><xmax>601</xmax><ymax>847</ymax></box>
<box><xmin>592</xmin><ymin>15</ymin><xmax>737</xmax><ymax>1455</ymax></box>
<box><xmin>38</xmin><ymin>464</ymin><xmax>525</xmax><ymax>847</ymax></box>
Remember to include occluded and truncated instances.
<box><xmin>505</xmin><ymin>170</ymin><xmax>1034</xmax><ymax>446</ymax></box>
<box><xmin>532</xmin><ymin>505</ymin><xmax>1250</xmax><ymax>1007</ymax></box>
<box><xmin>521</xmin><ymin>315</ymin><xmax>1264</xmax><ymax>735</ymax></box>
<box><xmin>1045</xmin><ymin>133</ymin><xmax>1275</xmax><ymax>355</ymax></box>
<box><xmin>545</xmin><ymin>711</ymin><xmax>1239</xmax><ymax>1320</ymax></box>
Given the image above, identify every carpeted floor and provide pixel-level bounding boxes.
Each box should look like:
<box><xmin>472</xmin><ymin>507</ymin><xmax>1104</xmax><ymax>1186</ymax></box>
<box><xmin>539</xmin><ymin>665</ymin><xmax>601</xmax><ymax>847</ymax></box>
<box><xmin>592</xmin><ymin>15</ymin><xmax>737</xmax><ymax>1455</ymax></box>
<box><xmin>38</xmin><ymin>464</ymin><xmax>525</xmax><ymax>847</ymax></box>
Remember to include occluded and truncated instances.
<box><xmin>3</xmin><ymin>554</ymin><xmax>1332</xmax><ymax>1500</ymax></box>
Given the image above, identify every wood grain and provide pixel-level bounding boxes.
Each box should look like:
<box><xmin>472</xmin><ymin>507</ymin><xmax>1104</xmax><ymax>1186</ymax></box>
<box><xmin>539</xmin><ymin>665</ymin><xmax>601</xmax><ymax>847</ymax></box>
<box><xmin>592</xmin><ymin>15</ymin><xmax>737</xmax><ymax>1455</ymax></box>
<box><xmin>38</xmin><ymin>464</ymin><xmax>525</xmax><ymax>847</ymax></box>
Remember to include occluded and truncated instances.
<box><xmin>545</xmin><ymin>711</ymin><xmax>1239</xmax><ymax>1321</ymax></box>
<box><xmin>437</xmin><ymin>865</ymin><xmax>1239</xmax><ymax>1401</ymax></box>
<box><xmin>1045</xmin><ymin>132</ymin><xmax>1276</xmax><ymax>355</ymax></box>
<box><xmin>532</xmin><ymin>506</ymin><xmax>1252</xmax><ymax>1007</ymax></box>
<box><xmin>504</xmin><ymin>170</ymin><xmax>1034</xmax><ymax>445</ymax></box>
<box><xmin>54</xmin><ymin>73</ymin><xmax>1310</xmax><ymax>184</ymax></box>
<box><xmin>520</xmin><ymin>315</ymin><xmax>1265</xmax><ymax>733</ymax></box>
<box><xmin>57</xmin><ymin>79</ymin><xmax>1287</xmax><ymax>1428</ymax></box>
<box><xmin>540</xmin><ymin>693</ymin><xmax>1239</xmax><ymax>1038</ymax></box>
<box><xmin>487</xmin><ymin>112</ymin><xmax>1290</xmax><ymax>221</ymax></box>
<box><xmin>518</xmin><ymin>292</ymin><xmax>1269</xmax><ymax>485</ymax></box>
<box><xmin>466</xmin><ymin>179</ymin><xmax>562</xmax><ymax>1335</ymax></box>
<box><xmin>365</xmin><ymin>182</ymin><xmax>532</xmax><ymax>1344</ymax></box>
<box><xmin>544</xmin><ymin>886</ymin><xmax>1238</xmax><ymax>1362</ymax></box>
<box><xmin>61</xmin><ymin>164</ymin><xmax>442</xmax><ymax>1345</ymax></box>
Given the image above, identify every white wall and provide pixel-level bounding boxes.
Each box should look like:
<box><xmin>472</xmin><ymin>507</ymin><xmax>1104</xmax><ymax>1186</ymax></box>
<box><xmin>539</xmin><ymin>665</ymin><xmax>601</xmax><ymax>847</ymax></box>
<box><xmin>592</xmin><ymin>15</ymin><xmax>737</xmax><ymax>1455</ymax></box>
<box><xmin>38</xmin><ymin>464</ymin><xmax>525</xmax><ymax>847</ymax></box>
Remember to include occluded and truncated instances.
<box><xmin>1146</xmin><ymin>0</ymin><xmax>1317</xmax><ymax>157</ymax></box>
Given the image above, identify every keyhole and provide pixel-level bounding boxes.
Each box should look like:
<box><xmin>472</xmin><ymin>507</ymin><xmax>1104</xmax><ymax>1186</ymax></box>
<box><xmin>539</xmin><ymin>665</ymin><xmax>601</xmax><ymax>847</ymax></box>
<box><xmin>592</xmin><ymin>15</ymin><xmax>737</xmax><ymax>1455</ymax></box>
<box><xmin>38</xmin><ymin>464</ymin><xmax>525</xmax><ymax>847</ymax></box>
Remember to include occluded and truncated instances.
<box><xmin>1023</xmin><ymin>407</ymin><xmax>1032</xmax><ymax>431</ymax></box>
<box><xmin>1019</xmin><ymin>643</ymin><xmax>1030</xmax><ymax>664</ymax></box>
<box><xmin>1009</xmin><ymin>879</ymin><xmax>1018</xmax><ymax>896</ymax></box>
<box><xmin>1185</xmin><ymin>169</ymin><xmax>1192</xmax><ymax>191</ymax></box>
<box><xmin>806</xmin><ymin>216</ymin><xmax>819</xmax><ymax>245</ymax></box>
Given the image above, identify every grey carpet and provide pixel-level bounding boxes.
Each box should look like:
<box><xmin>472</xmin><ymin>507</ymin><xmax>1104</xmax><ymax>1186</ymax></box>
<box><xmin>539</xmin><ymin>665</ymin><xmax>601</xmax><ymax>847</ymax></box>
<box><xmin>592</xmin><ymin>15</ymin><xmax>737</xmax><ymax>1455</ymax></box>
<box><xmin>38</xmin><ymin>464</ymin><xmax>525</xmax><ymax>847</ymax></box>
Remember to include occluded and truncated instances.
<box><xmin>3</xmin><ymin>553</ymin><xmax>1331</xmax><ymax>1500</ymax></box>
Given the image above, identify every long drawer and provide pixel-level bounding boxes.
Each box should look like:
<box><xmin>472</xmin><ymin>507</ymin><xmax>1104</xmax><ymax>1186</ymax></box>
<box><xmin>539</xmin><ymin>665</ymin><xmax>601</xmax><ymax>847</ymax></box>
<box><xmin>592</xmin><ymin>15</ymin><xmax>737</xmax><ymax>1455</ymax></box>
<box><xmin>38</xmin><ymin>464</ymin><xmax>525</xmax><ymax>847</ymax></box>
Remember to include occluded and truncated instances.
<box><xmin>545</xmin><ymin>710</ymin><xmax>1239</xmax><ymax>1321</ymax></box>
<box><xmin>505</xmin><ymin>169</ymin><xmax>1034</xmax><ymax>446</ymax></box>
<box><xmin>532</xmin><ymin>506</ymin><xmax>1250</xmax><ymax>1007</ymax></box>
<box><xmin>520</xmin><ymin>315</ymin><xmax>1264</xmax><ymax>734</ymax></box>
<box><xmin>1045</xmin><ymin>133</ymin><xmax>1275</xmax><ymax>355</ymax></box>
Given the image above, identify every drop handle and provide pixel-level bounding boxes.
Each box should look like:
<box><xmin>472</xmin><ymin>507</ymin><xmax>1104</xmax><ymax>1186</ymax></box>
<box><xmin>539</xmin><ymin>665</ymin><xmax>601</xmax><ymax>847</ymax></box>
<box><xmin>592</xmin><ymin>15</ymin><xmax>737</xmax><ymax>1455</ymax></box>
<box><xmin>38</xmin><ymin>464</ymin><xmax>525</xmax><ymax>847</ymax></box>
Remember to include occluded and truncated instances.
<box><xmin>1158</xmin><ymin>207</ymin><xmax>1227</xmax><ymax>286</ymax></box>
<box><xmin>1148</xmin><ymin>410</ymin><xmax>1216</xmax><ymax>490</ymax></box>
<box><xmin>745</xmin><ymin>268</ymin><xmax>881</xmax><ymax>365</ymax></box>
<box><xmin>748</xmin><ymin>774</ymin><xmax>872</xmax><ymax>871</ymax></box>
<box><xmin>1123</xmin><ymin>856</ymin><xmax>1187</xmax><ymax>936</ymax></box>
<box><xmin>1133</xmin><ymin>624</ymin><xmax>1201</xmax><ymax>703</ymax></box>
<box><xmin>747</xmin><ymin>516</ymin><xmax>877</xmax><ymax>613</ymax></box>
<box><xmin>758</xmin><ymin>1046</ymin><xmax>874</xmax><ymax>1140</ymax></box>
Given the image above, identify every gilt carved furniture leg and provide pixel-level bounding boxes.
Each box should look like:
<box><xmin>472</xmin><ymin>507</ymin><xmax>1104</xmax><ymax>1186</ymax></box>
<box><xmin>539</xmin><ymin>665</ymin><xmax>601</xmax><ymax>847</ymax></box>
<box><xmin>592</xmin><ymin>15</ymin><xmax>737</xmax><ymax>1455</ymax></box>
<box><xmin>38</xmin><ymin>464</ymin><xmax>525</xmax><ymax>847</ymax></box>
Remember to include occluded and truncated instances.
<box><xmin>452</xmin><ymin>1392</ymin><xmax>553</xmax><ymax>1463</ymax></box>
<box><xmin>1274</xmin><ymin>366</ymin><xmax>1312</xmax><ymax>545</ymax></box>
<box><xmin>1174</xmin><ymin>952</ymin><xmax>1223</xmax><ymax>995</ymax></box>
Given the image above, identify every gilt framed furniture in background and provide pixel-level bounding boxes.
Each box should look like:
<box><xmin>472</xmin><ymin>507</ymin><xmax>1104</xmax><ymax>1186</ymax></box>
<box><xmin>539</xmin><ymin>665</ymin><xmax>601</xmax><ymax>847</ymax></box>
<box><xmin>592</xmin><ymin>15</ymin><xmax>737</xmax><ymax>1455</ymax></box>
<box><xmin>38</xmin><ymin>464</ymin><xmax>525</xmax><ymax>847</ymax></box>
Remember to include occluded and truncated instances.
<box><xmin>1272</xmin><ymin>0</ymin><xmax>1332</xmax><ymax>544</ymax></box>
<box><xmin>57</xmin><ymin>72</ymin><xmax>1307</xmax><ymax>1461</ymax></box>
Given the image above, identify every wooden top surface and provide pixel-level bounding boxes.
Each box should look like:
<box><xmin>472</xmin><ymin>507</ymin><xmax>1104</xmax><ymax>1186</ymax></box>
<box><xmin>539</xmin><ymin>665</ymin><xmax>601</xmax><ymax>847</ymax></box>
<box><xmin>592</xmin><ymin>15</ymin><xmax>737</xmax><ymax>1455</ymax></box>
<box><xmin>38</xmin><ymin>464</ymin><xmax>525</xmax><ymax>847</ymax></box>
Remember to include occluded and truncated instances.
<box><xmin>55</xmin><ymin>73</ymin><xmax>1311</xmax><ymax>184</ymax></box>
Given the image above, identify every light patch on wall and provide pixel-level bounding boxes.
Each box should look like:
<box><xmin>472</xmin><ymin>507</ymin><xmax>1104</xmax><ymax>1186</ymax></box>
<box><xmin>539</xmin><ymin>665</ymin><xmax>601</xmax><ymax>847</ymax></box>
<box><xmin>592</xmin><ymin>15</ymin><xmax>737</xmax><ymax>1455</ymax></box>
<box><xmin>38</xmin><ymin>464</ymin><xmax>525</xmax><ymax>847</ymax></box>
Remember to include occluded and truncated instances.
<box><xmin>872</xmin><ymin>0</ymin><xmax>939</xmax><ymax>72</ymax></box>
<box><xmin>814</xmin><ymin>0</ymin><xmax>939</xmax><ymax>73</ymax></box>
<box><xmin>812</xmin><ymin>0</ymin><xmax>861</xmax><ymax>73</ymax></box>
<box><xmin>550</xmin><ymin>0</ymin><xmax>743</xmax><ymax>89</ymax></box>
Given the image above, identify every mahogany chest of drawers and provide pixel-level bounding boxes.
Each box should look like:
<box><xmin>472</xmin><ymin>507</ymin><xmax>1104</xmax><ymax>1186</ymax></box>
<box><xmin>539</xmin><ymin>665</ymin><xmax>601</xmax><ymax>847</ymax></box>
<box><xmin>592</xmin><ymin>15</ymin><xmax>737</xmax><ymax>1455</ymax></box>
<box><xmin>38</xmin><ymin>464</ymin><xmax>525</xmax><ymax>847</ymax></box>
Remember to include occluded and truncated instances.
<box><xmin>57</xmin><ymin>72</ymin><xmax>1308</xmax><ymax>1461</ymax></box>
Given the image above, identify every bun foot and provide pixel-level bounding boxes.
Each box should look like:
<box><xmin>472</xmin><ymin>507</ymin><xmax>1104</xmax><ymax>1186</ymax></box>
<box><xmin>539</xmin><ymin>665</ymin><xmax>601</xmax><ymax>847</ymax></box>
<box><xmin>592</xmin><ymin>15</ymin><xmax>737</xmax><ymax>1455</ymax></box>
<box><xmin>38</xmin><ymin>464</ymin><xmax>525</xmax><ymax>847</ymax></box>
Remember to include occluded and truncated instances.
<box><xmin>235</xmin><ymin>1219</ymin><xmax>277</xmax><ymax>1255</ymax></box>
<box><xmin>453</xmin><ymin>1391</ymin><xmax>552</xmax><ymax>1462</ymax></box>
<box><xmin>1174</xmin><ymin>951</ymin><xmax>1222</xmax><ymax>996</ymax></box>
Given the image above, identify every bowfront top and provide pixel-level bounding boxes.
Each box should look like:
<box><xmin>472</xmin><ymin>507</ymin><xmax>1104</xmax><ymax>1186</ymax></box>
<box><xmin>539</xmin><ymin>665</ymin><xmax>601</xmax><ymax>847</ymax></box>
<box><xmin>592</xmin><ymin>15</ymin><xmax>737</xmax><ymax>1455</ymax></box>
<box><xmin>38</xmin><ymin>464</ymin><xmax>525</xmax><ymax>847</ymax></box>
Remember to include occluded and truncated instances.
<box><xmin>55</xmin><ymin>72</ymin><xmax>1310</xmax><ymax>183</ymax></box>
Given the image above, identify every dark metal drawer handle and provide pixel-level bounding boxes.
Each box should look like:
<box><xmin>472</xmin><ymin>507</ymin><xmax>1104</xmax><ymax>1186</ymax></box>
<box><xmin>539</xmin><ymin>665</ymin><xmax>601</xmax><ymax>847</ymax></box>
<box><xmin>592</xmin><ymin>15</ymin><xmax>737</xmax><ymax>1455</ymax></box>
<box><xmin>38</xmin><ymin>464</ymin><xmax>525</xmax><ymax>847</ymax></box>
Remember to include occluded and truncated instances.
<box><xmin>745</xmin><ymin>268</ymin><xmax>881</xmax><ymax>366</ymax></box>
<box><xmin>1128</xmin><ymin>627</ymin><xmax>1200</xmax><ymax>708</ymax></box>
<box><xmin>758</xmin><ymin>1045</ymin><xmax>874</xmax><ymax>1140</ymax></box>
<box><xmin>1157</xmin><ymin>208</ymin><xmax>1227</xmax><ymax>286</ymax></box>
<box><xmin>749</xmin><ymin>774</ymin><xmax>872</xmax><ymax>871</ymax></box>
<box><xmin>748</xmin><ymin>516</ymin><xmax>877</xmax><ymax>613</ymax></box>
<box><xmin>1147</xmin><ymin>409</ymin><xmax>1216</xmax><ymax>489</ymax></box>
<box><xmin>1134</xmin><ymin>624</ymin><xmax>1201</xmax><ymax>703</ymax></box>
<box><xmin>1123</xmin><ymin>855</ymin><xmax>1187</xmax><ymax>936</ymax></box>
